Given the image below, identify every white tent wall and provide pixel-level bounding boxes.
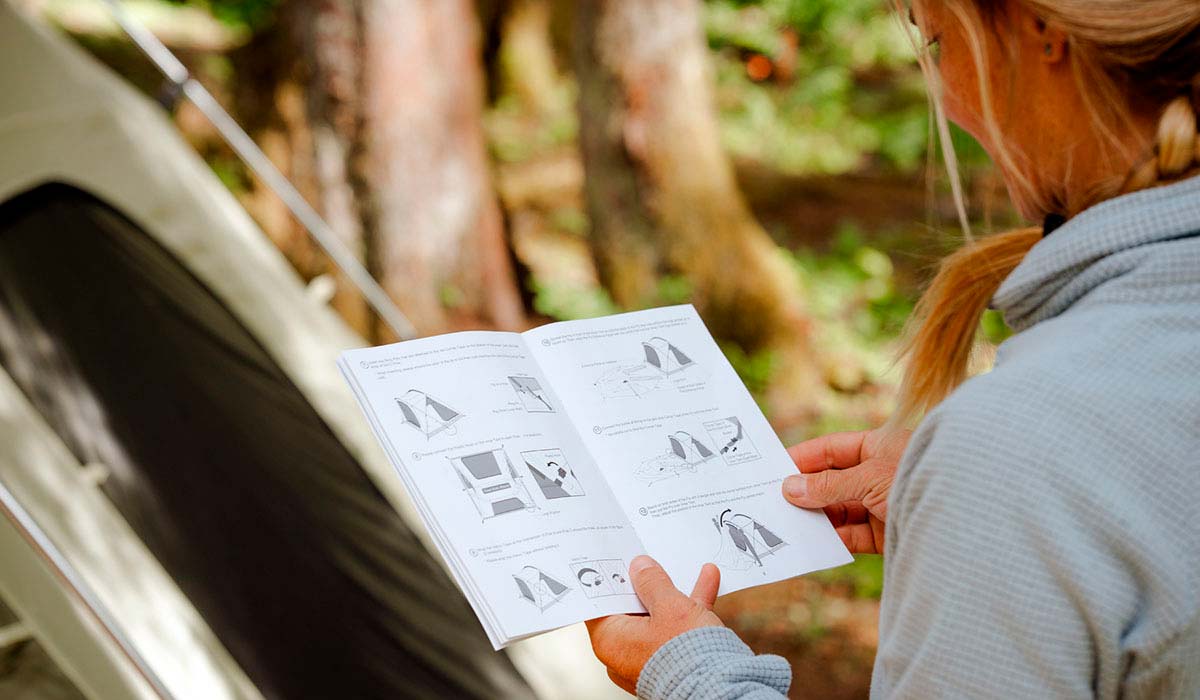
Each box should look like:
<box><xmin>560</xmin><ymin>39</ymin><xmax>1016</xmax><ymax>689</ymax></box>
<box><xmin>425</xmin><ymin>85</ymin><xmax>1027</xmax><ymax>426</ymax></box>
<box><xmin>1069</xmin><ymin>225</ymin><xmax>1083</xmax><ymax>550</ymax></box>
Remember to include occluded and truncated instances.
<box><xmin>0</xmin><ymin>516</ymin><xmax>150</xmax><ymax>700</ymax></box>
<box><xmin>0</xmin><ymin>4</ymin><xmax>625</xmax><ymax>698</ymax></box>
<box><xmin>0</xmin><ymin>359</ymin><xmax>261</xmax><ymax>699</ymax></box>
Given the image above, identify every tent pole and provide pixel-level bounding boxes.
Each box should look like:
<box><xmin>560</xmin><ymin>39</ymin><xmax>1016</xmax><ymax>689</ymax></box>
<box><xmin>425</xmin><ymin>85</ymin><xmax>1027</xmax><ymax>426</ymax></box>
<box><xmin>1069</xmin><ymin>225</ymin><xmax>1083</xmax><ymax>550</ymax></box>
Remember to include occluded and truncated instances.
<box><xmin>0</xmin><ymin>476</ymin><xmax>174</xmax><ymax>699</ymax></box>
<box><xmin>95</xmin><ymin>0</ymin><xmax>418</xmax><ymax>341</ymax></box>
<box><xmin>0</xmin><ymin>621</ymin><xmax>32</xmax><ymax>649</ymax></box>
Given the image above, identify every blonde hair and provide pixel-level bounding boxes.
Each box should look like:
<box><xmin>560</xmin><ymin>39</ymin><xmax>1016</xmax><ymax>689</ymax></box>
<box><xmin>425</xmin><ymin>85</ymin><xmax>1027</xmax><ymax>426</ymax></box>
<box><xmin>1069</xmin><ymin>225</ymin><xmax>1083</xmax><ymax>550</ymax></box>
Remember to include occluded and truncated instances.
<box><xmin>895</xmin><ymin>0</ymin><xmax>1200</xmax><ymax>424</ymax></box>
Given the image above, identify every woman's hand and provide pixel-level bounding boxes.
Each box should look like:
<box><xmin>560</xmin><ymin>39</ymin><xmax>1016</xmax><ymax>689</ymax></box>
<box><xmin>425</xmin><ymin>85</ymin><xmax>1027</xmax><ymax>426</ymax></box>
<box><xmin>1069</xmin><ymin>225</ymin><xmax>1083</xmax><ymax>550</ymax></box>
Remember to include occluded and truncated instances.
<box><xmin>586</xmin><ymin>555</ymin><xmax>724</xmax><ymax>694</ymax></box>
<box><xmin>783</xmin><ymin>428</ymin><xmax>910</xmax><ymax>554</ymax></box>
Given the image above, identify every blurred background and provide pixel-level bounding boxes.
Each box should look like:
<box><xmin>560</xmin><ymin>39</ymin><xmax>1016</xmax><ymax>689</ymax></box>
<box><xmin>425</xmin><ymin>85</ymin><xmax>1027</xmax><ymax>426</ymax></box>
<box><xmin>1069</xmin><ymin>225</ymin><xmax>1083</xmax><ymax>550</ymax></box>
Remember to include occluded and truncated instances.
<box><xmin>5</xmin><ymin>0</ymin><xmax>1020</xmax><ymax>697</ymax></box>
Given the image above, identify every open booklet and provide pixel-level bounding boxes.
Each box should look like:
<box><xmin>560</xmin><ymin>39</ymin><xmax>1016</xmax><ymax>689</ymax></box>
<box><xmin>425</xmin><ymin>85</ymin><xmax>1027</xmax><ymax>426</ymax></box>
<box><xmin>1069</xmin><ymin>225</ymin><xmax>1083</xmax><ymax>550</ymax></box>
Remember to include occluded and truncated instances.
<box><xmin>338</xmin><ymin>305</ymin><xmax>851</xmax><ymax>649</ymax></box>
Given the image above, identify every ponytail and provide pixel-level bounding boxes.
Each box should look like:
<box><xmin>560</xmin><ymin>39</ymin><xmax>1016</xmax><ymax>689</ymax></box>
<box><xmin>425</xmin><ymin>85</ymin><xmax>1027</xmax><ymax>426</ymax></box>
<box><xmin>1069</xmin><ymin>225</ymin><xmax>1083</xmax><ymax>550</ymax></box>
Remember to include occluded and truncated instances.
<box><xmin>894</xmin><ymin>93</ymin><xmax>1200</xmax><ymax>426</ymax></box>
<box><xmin>892</xmin><ymin>227</ymin><xmax>1040</xmax><ymax>425</ymax></box>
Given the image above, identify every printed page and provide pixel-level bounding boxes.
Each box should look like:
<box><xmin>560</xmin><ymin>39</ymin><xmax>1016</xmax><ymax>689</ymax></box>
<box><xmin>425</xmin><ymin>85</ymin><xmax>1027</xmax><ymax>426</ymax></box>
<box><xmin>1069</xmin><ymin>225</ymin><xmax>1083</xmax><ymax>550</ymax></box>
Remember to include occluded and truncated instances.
<box><xmin>525</xmin><ymin>306</ymin><xmax>852</xmax><ymax>596</ymax></box>
<box><xmin>338</xmin><ymin>331</ymin><xmax>645</xmax><ymax>649</ymax></box>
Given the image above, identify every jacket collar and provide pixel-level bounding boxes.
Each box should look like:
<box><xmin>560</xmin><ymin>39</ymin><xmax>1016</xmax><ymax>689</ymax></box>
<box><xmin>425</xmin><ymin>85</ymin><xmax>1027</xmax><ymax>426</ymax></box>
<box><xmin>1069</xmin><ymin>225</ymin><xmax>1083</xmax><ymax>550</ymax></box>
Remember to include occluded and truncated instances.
<box><xmin>993</xmin><ymin>176</ymin><xmax>1200</xmax><ymax>332</ymax></box>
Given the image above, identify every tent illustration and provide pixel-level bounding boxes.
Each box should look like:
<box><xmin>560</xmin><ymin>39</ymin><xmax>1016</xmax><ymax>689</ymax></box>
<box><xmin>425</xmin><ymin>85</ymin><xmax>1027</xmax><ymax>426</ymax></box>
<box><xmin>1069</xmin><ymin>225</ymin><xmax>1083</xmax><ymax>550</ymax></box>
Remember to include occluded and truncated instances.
<box><xmin>669</xmin><ymin>431</ymin><xmax>715</xmax><ymax>465</ymax></box>
<box><xmin>593</xmin><ymin>364</ymin><xmax>664</xmax><ymax>399</ymax></box>
<box><xmin>572</xmin><ymin>559</ymin><xmax>633</xmax><ymax>598</ymax></box>
<box><xmin>522</xmin><ymin>449</ymin><xmax>584</xmax><ymax>499</ymax></box>
<box><xmin>513</xmin><ymin>567</ymin><xmax>571</xmax><ymax>612</ymax></box>
<box><xmin>719</xmin><ymin>417</ymin><xmax>744</xmax><ymax>454</ymax></box>
<box><xmin>450</xmin><ymin>449</ymin><xmax>536</xmax><ymax>519</ymax></box>
<box><xmin>396</xmin><ymin>390</ymin><xmax>463</xmax><ymax>438</ymax></box>
<box><xmin>508</xmin><ymin>376</ymin><xmax>553</xmax><ymax>412</ymax></box>
<box><xmin>642</xmin><ymin>337</ymin><xmax>694</xmax><ymax>375</ymax></box>
<box><xmin>712</xmin><ymin>510</ymin><xmax>787</xmax><ymax>569</ymax></box>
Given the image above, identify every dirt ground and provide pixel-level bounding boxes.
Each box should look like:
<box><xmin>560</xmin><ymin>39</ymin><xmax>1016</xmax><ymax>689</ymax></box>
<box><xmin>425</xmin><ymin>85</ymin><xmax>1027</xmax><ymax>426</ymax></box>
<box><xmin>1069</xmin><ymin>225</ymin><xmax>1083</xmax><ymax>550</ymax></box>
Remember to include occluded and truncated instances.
<box><xmin>716</xmin><ymin>569</ymin><xmax>882</xmax><ymax>699</ymax></box>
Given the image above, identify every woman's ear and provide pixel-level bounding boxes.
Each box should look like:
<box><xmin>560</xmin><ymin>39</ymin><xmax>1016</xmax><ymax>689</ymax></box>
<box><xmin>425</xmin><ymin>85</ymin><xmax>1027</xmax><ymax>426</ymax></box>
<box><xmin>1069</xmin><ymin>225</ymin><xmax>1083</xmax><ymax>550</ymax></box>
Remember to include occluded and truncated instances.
<box><xmin>1025</xmin><ymin>14</ymin><xmax>1068</xmax><ymax>64</ymax></box>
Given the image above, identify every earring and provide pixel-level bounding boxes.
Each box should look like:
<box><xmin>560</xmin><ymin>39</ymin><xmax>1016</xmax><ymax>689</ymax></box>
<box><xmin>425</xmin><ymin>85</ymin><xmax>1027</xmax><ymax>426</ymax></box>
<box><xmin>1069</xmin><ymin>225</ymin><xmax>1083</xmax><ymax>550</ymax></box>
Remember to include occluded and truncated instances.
<box><xmin>1044</xmin><ymin>43</ymin><xmax>1053</xmax><ymax>56</ymax></box>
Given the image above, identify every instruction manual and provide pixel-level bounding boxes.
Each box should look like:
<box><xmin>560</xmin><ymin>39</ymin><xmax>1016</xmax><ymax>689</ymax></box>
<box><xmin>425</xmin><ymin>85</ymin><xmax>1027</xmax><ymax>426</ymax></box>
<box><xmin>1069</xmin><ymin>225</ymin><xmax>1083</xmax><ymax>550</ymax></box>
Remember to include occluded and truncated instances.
<box><xmin>338</xmin><ymin>305</ymin><xmax>852</xmax><ymax>649</ymax></box>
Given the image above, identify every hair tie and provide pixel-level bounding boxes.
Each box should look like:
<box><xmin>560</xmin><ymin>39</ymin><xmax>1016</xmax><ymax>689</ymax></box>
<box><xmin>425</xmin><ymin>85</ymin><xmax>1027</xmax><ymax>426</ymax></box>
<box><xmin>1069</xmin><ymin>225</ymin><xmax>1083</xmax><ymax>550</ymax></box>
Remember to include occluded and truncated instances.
<box><xmin>1042</xmin><ymin>213</ymin><xmax>1067</xmax><ymax>237</ymax></box>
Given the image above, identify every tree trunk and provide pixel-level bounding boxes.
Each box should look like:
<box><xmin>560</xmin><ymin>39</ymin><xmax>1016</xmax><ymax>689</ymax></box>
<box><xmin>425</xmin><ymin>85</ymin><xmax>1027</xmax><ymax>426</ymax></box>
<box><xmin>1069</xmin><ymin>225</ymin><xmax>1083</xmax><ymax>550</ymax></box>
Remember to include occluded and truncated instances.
<box><xmin>361</xmin><ymin>0</ymin><xmax>525</xmax><ymax>337</ymax></box>
<box><xmin>285</xmin><ymin>0</ymin><xmax>374</xmax><ymax>333</ymax></box>
<box><xmin>573</xmin><ymin>0</ymin><xmax>819</xmax><ymax>414</ymax></box>
<box><xmin>245</xmin><ymin>0</ymin><xmax>526</xmax><ymax>340</ymax></box>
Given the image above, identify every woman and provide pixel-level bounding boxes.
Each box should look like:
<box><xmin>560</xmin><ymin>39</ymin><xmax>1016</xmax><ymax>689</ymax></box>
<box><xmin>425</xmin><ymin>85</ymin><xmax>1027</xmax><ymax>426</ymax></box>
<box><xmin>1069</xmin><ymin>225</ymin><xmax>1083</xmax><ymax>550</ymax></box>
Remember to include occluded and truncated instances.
<box><xmin>587</xmin><ymin>0</ymin><xmax>1200</xmax><ymax>697</ymax></box>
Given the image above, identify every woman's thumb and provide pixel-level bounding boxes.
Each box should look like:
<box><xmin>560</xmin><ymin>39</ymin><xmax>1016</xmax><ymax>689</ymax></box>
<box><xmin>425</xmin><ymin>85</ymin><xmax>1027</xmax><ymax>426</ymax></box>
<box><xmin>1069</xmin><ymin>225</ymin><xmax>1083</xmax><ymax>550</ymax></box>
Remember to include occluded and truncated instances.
<box><xmin>783</xmin><ymin>465</ymin><xmax>874</xmax><ymax>508</ymax></box>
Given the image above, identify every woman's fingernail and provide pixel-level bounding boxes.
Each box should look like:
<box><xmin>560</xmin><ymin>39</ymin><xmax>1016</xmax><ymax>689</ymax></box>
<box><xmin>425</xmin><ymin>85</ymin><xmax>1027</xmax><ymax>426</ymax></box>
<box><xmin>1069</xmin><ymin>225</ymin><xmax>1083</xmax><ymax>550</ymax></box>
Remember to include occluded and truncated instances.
<box><xmin>629</xmin><ymin>555</ymin><xmax>656</xmax><ymax>575</ymax></box>
<box><xmin>783</xmin><ymin>475</ymin><xmax>807</xmax><ymax>499</ymax></box>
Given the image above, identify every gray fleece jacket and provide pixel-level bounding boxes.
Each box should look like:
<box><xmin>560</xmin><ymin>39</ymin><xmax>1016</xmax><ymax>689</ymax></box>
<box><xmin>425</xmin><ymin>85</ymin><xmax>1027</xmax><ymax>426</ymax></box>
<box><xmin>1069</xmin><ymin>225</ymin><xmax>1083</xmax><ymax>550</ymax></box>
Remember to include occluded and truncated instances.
<box><xmin>637</xmin><ymin>175</ymin><xmax>1200</xmax><ymax>699</ymax></box>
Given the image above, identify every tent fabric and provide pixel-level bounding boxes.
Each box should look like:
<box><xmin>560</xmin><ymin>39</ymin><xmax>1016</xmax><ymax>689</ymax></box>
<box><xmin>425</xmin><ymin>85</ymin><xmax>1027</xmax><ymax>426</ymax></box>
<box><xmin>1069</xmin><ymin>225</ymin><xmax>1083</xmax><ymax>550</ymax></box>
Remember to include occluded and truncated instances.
<box><xmin>0</xmin><ymin>5</ymin><xmax>629</xmax><ymax>698</ymax></box>
<box><xmin>0</xmin><ymin>183</ymin><xmax>530</xmax><ymax>699</ymax></box>
<box><xmin>0</xmin><ymin>581</ymin><xmax>86</xmax><ymax>699</ymax></box>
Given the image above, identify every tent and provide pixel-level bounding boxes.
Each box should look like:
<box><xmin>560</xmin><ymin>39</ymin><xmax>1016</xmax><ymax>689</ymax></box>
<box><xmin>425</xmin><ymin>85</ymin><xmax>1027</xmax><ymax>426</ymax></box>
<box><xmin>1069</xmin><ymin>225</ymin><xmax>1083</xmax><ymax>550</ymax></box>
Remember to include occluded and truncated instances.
<box><xmin>451</xmin><ymin>449</ymin><xmax>536</xmax><ymax>519</ymax></box>
<box><xmin>712</xmin><ymin>510</ymin><xmax>787</xmax><ymax>569</ymax></box>
<box><xmin>396</xmin><ymin>389</ymin><xmax>463</xmax><ymax>437</ymax></box>
<box><xmin>513</xmin><ymin>567</ymin><xmax>571</xmax><ymax>612</ymax></box>
<box><xmin>642</xmin><ymin>336</ymin><xmax>694</xmax><ymax>375</ymax></box>
<box><xmin>669</xmin><ymin>431</ymin><xmax>715</xmax><ymax>465</ymax></box>
<box><xmin>0</xmin><ymin>5</ymin><xmax>624</xmax><ymax>698</ymax></box>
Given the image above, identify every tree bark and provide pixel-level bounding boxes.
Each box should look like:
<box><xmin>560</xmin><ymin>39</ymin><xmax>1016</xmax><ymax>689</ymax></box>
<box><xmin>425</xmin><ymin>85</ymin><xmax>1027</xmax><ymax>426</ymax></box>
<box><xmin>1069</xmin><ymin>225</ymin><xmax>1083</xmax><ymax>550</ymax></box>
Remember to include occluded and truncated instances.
<box><xmin>361</xmin><ymin>0</ymin><xmax>525</xmax><ymax>336</ymax></box>
<box><xmin>244</xmin><ymin>0</ymin><xmax>526</xmax><ymax>340</ymax></box>
<box><xmin>573</xmin><ymin>0</ymin><xmax>819</xmax><ymax>412</ymax></box>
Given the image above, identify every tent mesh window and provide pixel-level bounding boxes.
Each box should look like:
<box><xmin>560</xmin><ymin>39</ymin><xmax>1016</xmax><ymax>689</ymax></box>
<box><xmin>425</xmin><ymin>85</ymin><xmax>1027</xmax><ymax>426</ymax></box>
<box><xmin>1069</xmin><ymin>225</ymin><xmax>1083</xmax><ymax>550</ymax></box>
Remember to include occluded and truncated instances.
<box><xmin>0</xmin><ymin>595</ymin><xmax>85</xmax><ymax>700</ymax></box>
<box><xmin>0</xmin><ymin>184</ymin><xmax>529</xmax><ymax>700</ymax></box>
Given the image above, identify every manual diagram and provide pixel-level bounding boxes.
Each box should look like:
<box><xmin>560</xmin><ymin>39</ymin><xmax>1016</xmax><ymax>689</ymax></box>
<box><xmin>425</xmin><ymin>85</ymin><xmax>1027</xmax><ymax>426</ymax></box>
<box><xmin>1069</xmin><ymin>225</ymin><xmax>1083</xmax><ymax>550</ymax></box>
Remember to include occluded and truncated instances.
<box><xmin>593</xmin><ymin>363</ymin><xmax>665</xmax><ymax>399</ymax></box>
<box><xmin>635</xmin><ymin>431</ymin><xmax>717</xmax><ymax>485</ymax></box>
<box><xmin>703</xmin><ymin>416</ymin><xmax>761</xmax><ymax>465</ymax></box>
<box><xmin>571</xmin><ymin>559</ymin><xmax>634</xmax><ymax>598</ymax></box>
<box><xmin>449</xmin><ymin>448</ymin><xmax>536</xmax><ymax>519</ymax></box>
<box><xmin>521</xmin><ymin>448</ymin><xmax>585</xmax><ymax>499</ymax></box>
<box><xmin>396</xmin><ymin>389</ymin><xmax>463</xmax><ymax>438</ymax></box>
<box><xmin>642</xmin><ymin>337</ymin><xmax>695</xmax><ymax>375</ymax></box>
<box><xmin>712</xmin><ymin>509</ymin><xmax>787</xmax><ymax>570</ymax></box>
<box><xmin>513</xmin><ymin>566</ymin><xmax>572</xmax><ymax>612</ymax></box>
<box><xmin>592</xmin><ymin>336</ymin><xmax>702</xmax><ymax>400</ymax></box>
<box><xmin>508</xmin><ymin>375</ymin><xmax>554</xmax><ymax>413</ymax></box>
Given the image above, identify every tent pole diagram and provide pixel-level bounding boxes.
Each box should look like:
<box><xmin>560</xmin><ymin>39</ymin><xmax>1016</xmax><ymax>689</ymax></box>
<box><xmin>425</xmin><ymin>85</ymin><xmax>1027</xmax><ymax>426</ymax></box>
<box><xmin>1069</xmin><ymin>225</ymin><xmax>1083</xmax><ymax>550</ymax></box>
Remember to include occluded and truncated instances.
<box><xmin>512</xmin><ymin>567</ymin><xmax>571</xmax><ymax>612</ymax></box>
<box><xmin>96</xmin><ymin>0</ymin><xmax>417</xmax><ymax>341</ymax></box>
<box><xmin>396</xmin><ymin>390</ymin><xmax>463</xmax><ymax>438</ymax></box>
<box><xmin>449</xmin><ymin>449</ymin><xmax>537</xmax><ymax>520</ymax></box>
<box><xmin>641</xmin><ymin>337</ymin><xmax>694</xmax><ymax>375</ymax></box>
<box><xmin>711</xmin><ymin>509</ymin><xmax>787</xmax><ymax>570</ymax></box>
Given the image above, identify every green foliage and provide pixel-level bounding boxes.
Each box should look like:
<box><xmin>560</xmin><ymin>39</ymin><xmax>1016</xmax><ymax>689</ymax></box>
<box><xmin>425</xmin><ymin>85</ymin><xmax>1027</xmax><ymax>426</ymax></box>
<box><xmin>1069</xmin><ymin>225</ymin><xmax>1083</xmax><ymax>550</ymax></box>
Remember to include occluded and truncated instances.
<box><xmin>528</xmin><ymin>278</ymin><xmax>620</xmax><ymax>322</ymax></box>
<box><xmin>812</xmin><ymin>554</ymin><xmax>884</xmax><ymax>599</ymax></box>
<box><xmin>485</xmin><ymin>85</ymin><xmax>579</xmax><ymax>164</ymax></box>
<box><xmin>655</xmin><ymin>274</ymin><xmax>693</xmax><ymax>306</ymax></box>
<box><xmin>163</xmin><ymin>0</ymin><xmax>280</xmax><ymax>31</ymax></box>
<box><xmin>720</xmin><ymin>341</ymin><xmax>776</xmax><ymax>398</ymax></box>
<box><xmin>791</xmin><ymin>224</ymin><xmax>914</xmax><ymax>345</ymax></box>
<box><xmin>439</xmin><ymin>284</ymin><xmax>466</xmax><ymax>309</ymax></box>
<box><xmin>705</xmin><ymin>0</ymin><xmax>931</xmax><ymax>174</ymax></box>
<box><xmin>980</xmin><ymin>308</ymin><xmax>1013</xmax><ymax>345</ymax></box>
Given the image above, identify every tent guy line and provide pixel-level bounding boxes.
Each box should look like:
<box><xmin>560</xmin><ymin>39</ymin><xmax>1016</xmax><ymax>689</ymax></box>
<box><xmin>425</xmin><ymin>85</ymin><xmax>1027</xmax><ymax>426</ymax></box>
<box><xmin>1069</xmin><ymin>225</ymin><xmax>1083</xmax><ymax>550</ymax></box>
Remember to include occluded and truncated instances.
<box><xmin>97</xmin><ymin>0</ymin><xmax>418</xmax><ymax>341</ymax></box>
